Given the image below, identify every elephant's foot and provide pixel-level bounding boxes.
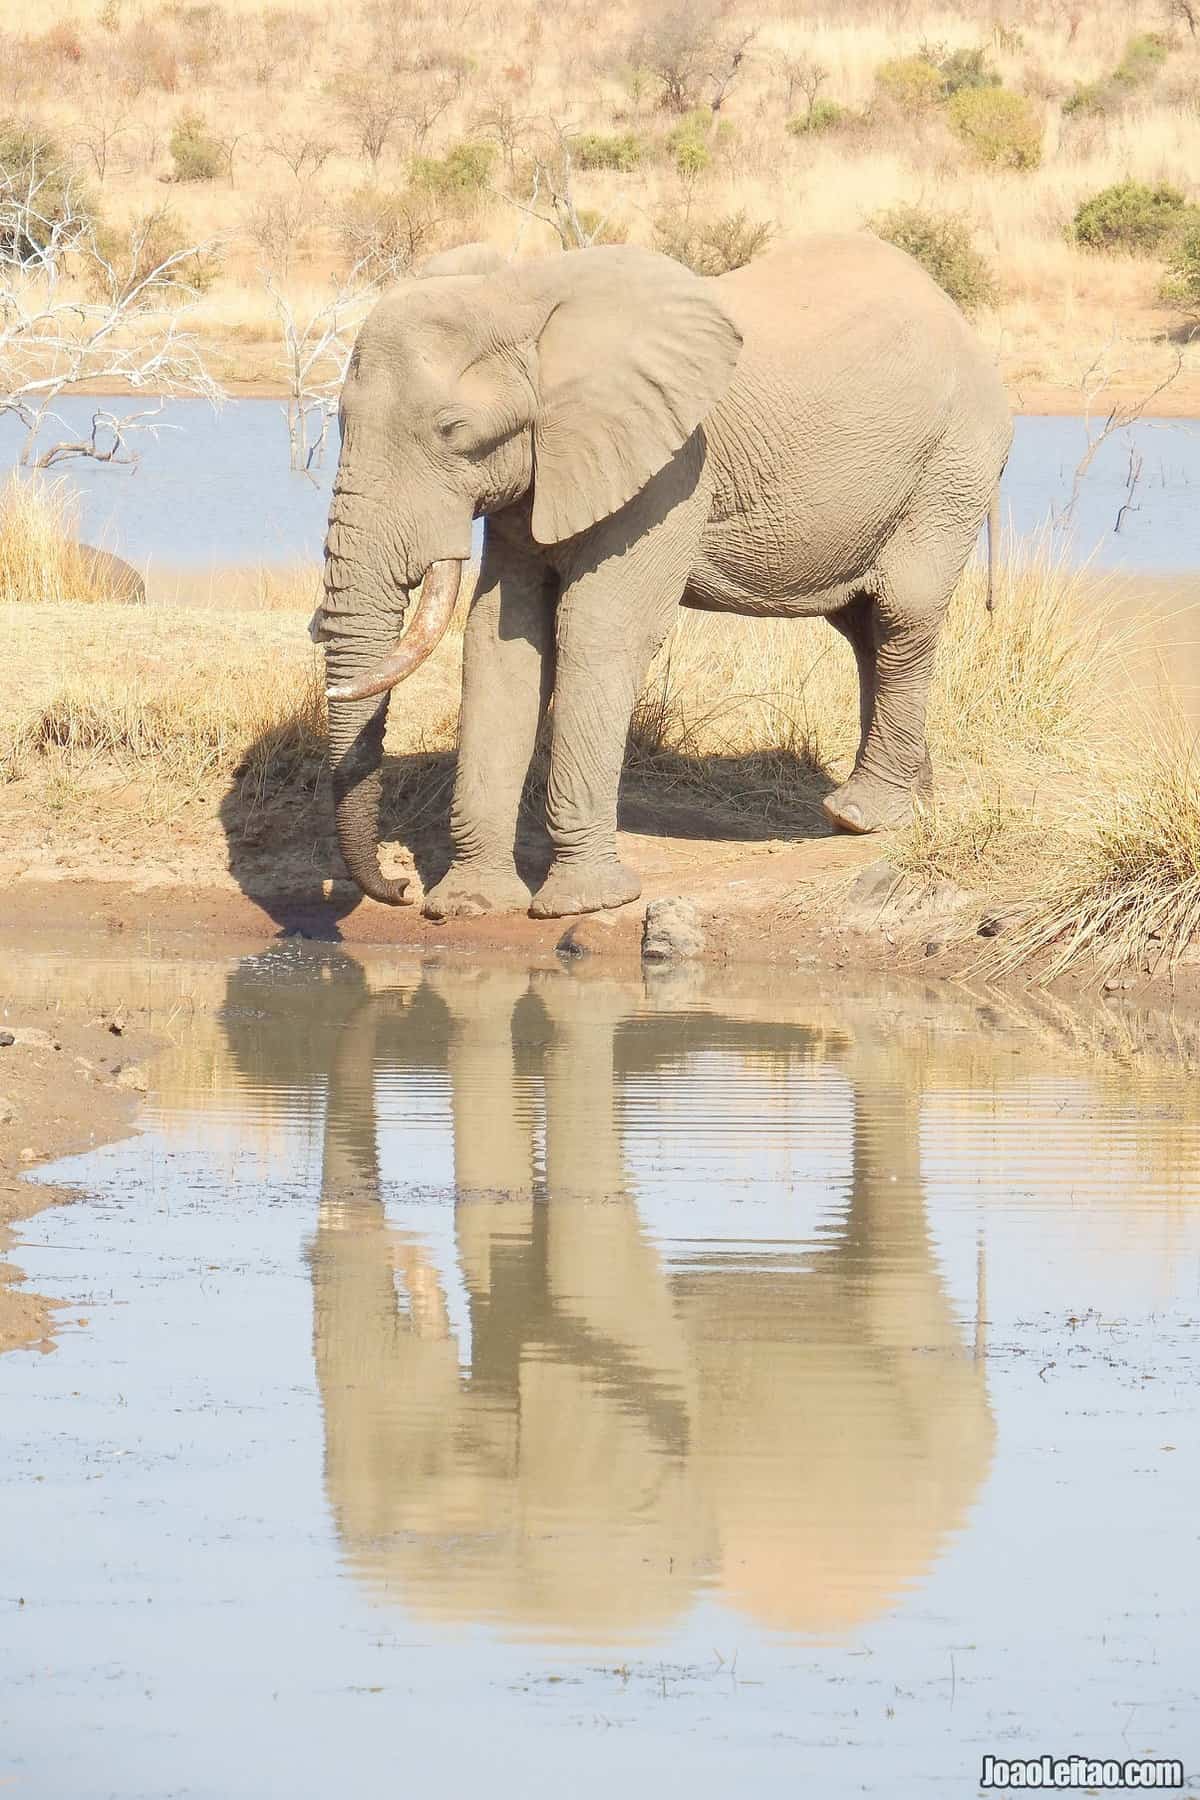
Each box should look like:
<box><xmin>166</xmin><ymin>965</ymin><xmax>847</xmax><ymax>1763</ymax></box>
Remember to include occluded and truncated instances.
<box><xmin>823</xmin><ymin>771</ymin><xmax>919</xmax><ymax>835</ymax></box>
<box><xmin>529</xmin><ymin>856</ymin><xmax>641</xmax><ymax>919</ymax></box>
<box><xmin>421</xmin><ymin>862</ymin><xmax>533</xmax><ymax>920</ymax></box>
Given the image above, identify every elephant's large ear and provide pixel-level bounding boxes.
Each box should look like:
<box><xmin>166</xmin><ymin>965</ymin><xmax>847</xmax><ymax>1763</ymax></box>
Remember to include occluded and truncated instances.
<box><xmin>529</xmin><ymin>247</ymin><xmax>742</xmax><ymax>545</ymax></box>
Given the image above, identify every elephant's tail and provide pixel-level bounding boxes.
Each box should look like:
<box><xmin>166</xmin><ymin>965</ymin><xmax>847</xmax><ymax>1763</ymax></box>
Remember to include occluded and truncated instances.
<box><xmin>985</xmin><ymin>486</ymin><xmax>1001</xmax><ymax>614</ymax></box>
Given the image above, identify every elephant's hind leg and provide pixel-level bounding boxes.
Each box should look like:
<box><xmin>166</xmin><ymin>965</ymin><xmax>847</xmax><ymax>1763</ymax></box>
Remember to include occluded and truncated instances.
<box><xmin>822</xmin><ymin>529</ymin><xmax>963</xmax><ymax>835</ymax></box>
<box><xmin>422</xmin><ymin>536</ymin><xmax>556</xmax><ymax>919</ymax></box>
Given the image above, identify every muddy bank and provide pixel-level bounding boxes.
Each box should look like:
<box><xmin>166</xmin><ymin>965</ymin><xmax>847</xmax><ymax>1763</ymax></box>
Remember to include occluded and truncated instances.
<box><xmin>0</xmin><ymin>992</ymin><xmax>158</xmax><ymax>1353</ymax></box>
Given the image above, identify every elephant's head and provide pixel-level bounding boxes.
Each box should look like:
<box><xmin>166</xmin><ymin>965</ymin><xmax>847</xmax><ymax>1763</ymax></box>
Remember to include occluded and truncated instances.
<box><xmin>317</xmin><ymin>244</ymin><xmax>742</xmax><ymax>903</ymax></box>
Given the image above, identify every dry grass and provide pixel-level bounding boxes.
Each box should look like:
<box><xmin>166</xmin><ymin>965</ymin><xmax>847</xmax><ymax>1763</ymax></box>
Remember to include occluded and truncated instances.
<box><xmin>4</xmin><ymin>482</ymin><xmax>1200</xmax><ymax>979</ymax></box>
<box><xmin>4</xmin><ymin>0</ymin><xmax>1200</xmax><ymax>397</ymax></box>
<box><xmin>0</xmin><ymin>478</ymin><xmax>116</xmax><ymax>604</ymax></box>
<box><xmin>992</xmin><ymin>724</ymin><xmax>1200</xmax><ymax>981</ymax></box>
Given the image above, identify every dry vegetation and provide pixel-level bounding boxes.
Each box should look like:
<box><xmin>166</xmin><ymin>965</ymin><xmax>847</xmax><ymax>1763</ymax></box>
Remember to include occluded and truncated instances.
<box><xmin>3</xmin><ymin>0</ymin><xmax>1200</xmax><ymax>404</ymax></box>
<box><xmin>5</xmin><ymin>477</ymin><xmax>1198</xmax><ymax>981</ymax></box>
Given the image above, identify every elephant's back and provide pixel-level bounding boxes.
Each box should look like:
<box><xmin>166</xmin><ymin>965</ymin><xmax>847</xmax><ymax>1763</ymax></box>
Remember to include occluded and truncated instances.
<box><xmin>715</xmin><ymin>232</ymin><xmax>1005</xmax><ymax>422</ymax></box>
<box><xmin>717</xmin><ymin>232</ymin><xmax>980</xmax><ymax>343</ymax></box>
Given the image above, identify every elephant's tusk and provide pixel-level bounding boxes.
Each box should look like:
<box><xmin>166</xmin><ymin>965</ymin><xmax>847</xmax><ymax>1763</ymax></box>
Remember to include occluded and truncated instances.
<box><xmin>325</xmin><ymin>560</ymin><xmax>464</xmax><ymax>702</ymax></box>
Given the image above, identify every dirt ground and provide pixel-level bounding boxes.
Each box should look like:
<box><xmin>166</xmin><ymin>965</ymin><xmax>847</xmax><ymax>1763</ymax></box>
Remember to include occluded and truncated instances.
<box><xmin>0</xmin><ymin>991</ymin><xmax>158</xmax><ymax>1355</ymax></box>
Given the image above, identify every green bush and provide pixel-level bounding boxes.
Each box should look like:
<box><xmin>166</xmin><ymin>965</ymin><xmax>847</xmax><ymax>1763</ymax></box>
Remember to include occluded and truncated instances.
<box><xmin>946</xmin><ymin>86</ymin><xmax>1041</xmax><ymax>168</ymax></box>
<box><xmin>1072</xmin><ymin>181</ymin><xmax>1194</xmax><ymax>254</ymax></box>
<box><xmin>786</xmin><ymin>98</ymin><xmax>846</xmax><ymax>135</ymax></box>
<box><xmin>1062</xmin><ymin>79</ymin><xmax>1114</xmax><ymax>118</ymax></box>
<box><xmin>1160</xmin><ymin>218</ymin><xmax>1200</xmax><ymax>307</ymax></box>
<box><xmin>1113</xmin><ymin>32</ymin><xmax>1169</xmax><ymax>89</ymax></box>
<box><xmin>573</xmin><ymin>132</ymin><xmax>646</xmax><ymax>173</ymax></box>
<box><xmin>665</xmin><ymin>110</ymin><xmax>720</xmax><ymax>179</ymax></box>
<box><xmin>935</xmin><ymin>45</ymin><xmax>1000</xmax><ymax>97</ymax></box>
<box><xmin>870</xmin><ymin>205</ymin><xmax>999</xmax><ymax>313</ymax></box>
<box><xmin>1064</xmin><ymin>33</ymin><xmax>1171</xmax><ymax>119</ymax></box>
<box><xmin>654</xmin><ymin>205</ymin><xmax>772</xmax><ymax>276</ymax></box>
<box><xmin>411</xmin><ymin>140</ymin><xmax>495</xmax><ymax>207</ymax></box>
<box><xmin>169</xmin><ymin>112</ymin><xmax>223</xmax><ymax>182</ymax></box>
<box><xmin>0</xmin><ymin>118</ymin><xmax>92</xmax><ymax>259</ymax></box>
<box><xmin>875</xmin><ymin>55</ymin><xmax>943</xmax><ymax>113</ymax></box>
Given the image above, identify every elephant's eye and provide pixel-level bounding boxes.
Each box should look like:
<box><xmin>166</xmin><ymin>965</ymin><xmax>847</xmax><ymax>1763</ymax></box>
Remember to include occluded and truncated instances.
<box><xmin>435</xmin><ymin>409</ymin><xmax>475</xmax><ymax>447</ymax></box>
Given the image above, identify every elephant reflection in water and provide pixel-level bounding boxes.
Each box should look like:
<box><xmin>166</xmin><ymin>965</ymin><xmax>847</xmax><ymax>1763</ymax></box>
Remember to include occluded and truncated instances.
<box><xmin>300</xmin><ymin>959</ymin><xmax>995</xmax><ymax>1641</ymax></box>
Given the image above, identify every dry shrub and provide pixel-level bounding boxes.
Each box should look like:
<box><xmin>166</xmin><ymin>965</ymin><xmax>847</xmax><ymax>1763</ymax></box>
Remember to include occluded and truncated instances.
<box><xmin>0</xmin><ymin>480</ymin><xmax>114</xmax><ymax>604</ymax></box>
<box><xmin>993</xmin><ymin>727</ymin><xmax>1200</xmax><ymax>981</ymax></box>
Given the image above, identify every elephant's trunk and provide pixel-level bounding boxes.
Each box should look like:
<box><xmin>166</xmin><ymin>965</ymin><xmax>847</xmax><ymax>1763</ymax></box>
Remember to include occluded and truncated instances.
<box><xmin>321</xmin><ymin>558</ymin><xmax>464</xmax><ymax>905</ymax></box>
<box><xmin>325</xmin><ymin>681</ymin><xmax>409</xmax><ymax>906</ymax></box>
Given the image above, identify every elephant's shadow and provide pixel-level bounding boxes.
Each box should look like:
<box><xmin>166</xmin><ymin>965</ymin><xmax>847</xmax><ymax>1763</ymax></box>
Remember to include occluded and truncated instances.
<box><xmin>218</xmin><ymin>725</ymin><xmax>840</xmax><ymax>937</ymax></box>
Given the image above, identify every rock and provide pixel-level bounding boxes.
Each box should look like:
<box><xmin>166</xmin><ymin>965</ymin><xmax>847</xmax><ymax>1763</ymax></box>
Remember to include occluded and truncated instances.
<box><xmin>557</xmin><ymin>914</ymin><xmax>617</xmax><ymax>960</ymax></box>
<box><xmin>0</xmin><ymin>1032</ymin><xmax>12</xmax><ymax>1048</ymax></box>
<box><xmin>846</xmin><ymin>860</ymin><xmax>900</xmax><ymax>910</ymax></box>
<box><xmin>642</xmin><ymin>897</ymin><xmax>705</xmax><ymax>963</ymax></box>
<box><xmin>5</xmin><ymin>1028</ymin><xmax>61</xmax><ymax>1052</ymax></box>
<box><xmin>19</xmin><ymin>1147</ymin><xmax>36</xmax><ymax>1164</ymax></box>
<box><xmin>1102</xmin><ymin>977</ymin><xmax>1136</xmax><ymax>993</ymax></box>
<box><xmin>924</xmin><ymin>938</ymin><xmax>944</xmax><ymax>957</ymax></box>
<box><xmin>115</xmin><ymin>1063</ymin><xmax>149</xmax><ymax>1094</ymax></box>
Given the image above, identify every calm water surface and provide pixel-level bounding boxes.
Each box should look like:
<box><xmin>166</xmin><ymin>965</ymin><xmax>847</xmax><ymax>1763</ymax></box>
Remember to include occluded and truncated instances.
<box><xmin>1</xmin><ymin>941</ymin><xmax>1197</xmax><ymax>1797</ymax></box>
<box><xmin>2</xmin><ymin>400</ymin><xmax>1200</xmax><ymax>573</ymax></box>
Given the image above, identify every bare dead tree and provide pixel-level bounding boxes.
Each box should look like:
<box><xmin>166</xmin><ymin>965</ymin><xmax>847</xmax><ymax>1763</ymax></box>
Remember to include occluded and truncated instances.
<box><xmin>330</xmin><ymin>68</ymin><xmax>407</xmax><ymax>171</ymax></box>
<box><xmin>247</xmin><ymin>192</ymin><xmax>315</xmax><ymax>281</ymax></box>
<box><xmin>708</xmin><ymin>28</ymin><xmax>756</xmax><ymax>122</ymax></box>
<box><xmin>475</xmin><ymin>95</ymin><xmax>534</xmax><ymax>178</ymax></box>
<box><xmin>1166</xmin><ymin>0</ymin><xmax>1199</xmax><ymax>37</ymax></box>
<box><xmin>492</xmin><ymin>122</ymin><xmax>616</xmax><ymax>252</ymax></box>
<box><xmin>1</xmin><ymin>158</ymin><xmax>224</xmax><ymax>468</ymax></box>
<box><xmin>262</xmin><ymin>131</ymin><xmax>333</xmax><ymax>182</ymax></box>
<box><xmin>73</xmin><ymin>114</ymin><xmax>132</xmax><ymax>184</ymax></box>
<box><xmin>782</xmin><ymin>52</ymin><xmax>829</xmax><ymax>124</ymax></box>
<box><xmin>397</xmin><ymin>71</ymin><xmax>464</xmax><ymax>151</ymax></box>
<box><xmin>1055</xmin><ymin>334</ymin><xmax>1184</xmax><ymax>529</ymax></box>
<box><xmin>263</xmin><ymin>261</ymin><xmax>381</xmax><ymax>475</ymax></box>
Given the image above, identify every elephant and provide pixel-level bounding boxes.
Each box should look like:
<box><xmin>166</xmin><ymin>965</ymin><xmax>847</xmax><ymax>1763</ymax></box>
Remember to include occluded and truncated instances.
<box><xmin>314</xmin><ymin>232</ymin><xmax>1012</xmax><ymax>919</ymax></box>
<box><xmin>75</xmin><ymin>541</ymin><xmax>146</xmax><ymax>602</ymax></box>
<box><xmin>254</xmin><ymin>955</ymin><xmax>995</xmax><ymax>1641</ymax></box>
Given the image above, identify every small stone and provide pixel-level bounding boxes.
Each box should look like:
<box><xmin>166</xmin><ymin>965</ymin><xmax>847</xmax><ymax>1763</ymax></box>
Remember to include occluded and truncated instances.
<box><xmin>1102</xmin><ymin>977</ymin><xmax>1136</xmax><ymax>993</ymax></box>
<box><xmin>642</xmin><ymin>897</ymin><xmax>705</xmax><ymax>963</ymax></box>
<box><xmin>924</xmin><ymin>938</ymin><xmax>944</xmax><ymax>957</ymax></box>
<box><xmin>978</xmin><ymin>904</ymin><xmax>1026</xmax><ymax>939</ymax></box>
<box><xmin>115</xmin><ymin>1063</ymin><xmax>149</xmax><ymax>1093</ymax></box>
<box><xmin>0</xmin><ymin>1031</ymin><xmax>12</xmax><ymax>1048</ymax></box>
<box><xmin>557</xmin><ymin>914</ymin><xmax>617</xmax><ymax>960</ymax></box>
<box><xmin>19</xmin><ymin>1147</ymin><xmax>36</xmax><ymax>1163</ymax></box>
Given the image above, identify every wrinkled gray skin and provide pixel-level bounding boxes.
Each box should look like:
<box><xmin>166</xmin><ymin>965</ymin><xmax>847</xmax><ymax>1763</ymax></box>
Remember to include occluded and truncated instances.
<box><xmin>316</xmin><ymin>233</ymin><xmax>1012</xmax><ymax>919</ymax></box>
<box><xmin>77</xmin><ymin>542</ymin><xmax>146</xmax><ymax>602</ymax></box>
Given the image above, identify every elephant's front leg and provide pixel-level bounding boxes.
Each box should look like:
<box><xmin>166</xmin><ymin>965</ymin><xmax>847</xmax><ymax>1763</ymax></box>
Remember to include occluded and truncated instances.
<box><xmin>422</xmin><ymin>533</ymin><xmax>555</xmax><ymax>919</ymax></box>
<box><xmin>530</xmin><ymin>476</ymin><xmax>707</xmax><ymax>919</ymax></box>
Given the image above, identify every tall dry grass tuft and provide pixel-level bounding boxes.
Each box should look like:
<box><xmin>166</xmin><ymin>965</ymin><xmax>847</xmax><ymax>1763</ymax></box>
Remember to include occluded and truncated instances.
<box><xmin>0</xmin><ymin>478</ymin><xmax>114</xmax><ymax>604</ymax></box>
<box><xmin>992</xmin><ymin>723</ymin><xmax>1200</xmax><ymax>981</ymax></box>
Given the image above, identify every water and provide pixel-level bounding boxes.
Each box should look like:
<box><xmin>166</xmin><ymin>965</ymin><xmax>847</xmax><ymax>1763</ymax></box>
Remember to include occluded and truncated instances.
<box><xmin>3</xmin><ymin>399</ymin><xmax>1200</xmax><ymax>573</ymax></box>
<box><xmin>1</xmin><ymin>941</ymin><xmax>1198</xmax><ymax>1797</ymax></box>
